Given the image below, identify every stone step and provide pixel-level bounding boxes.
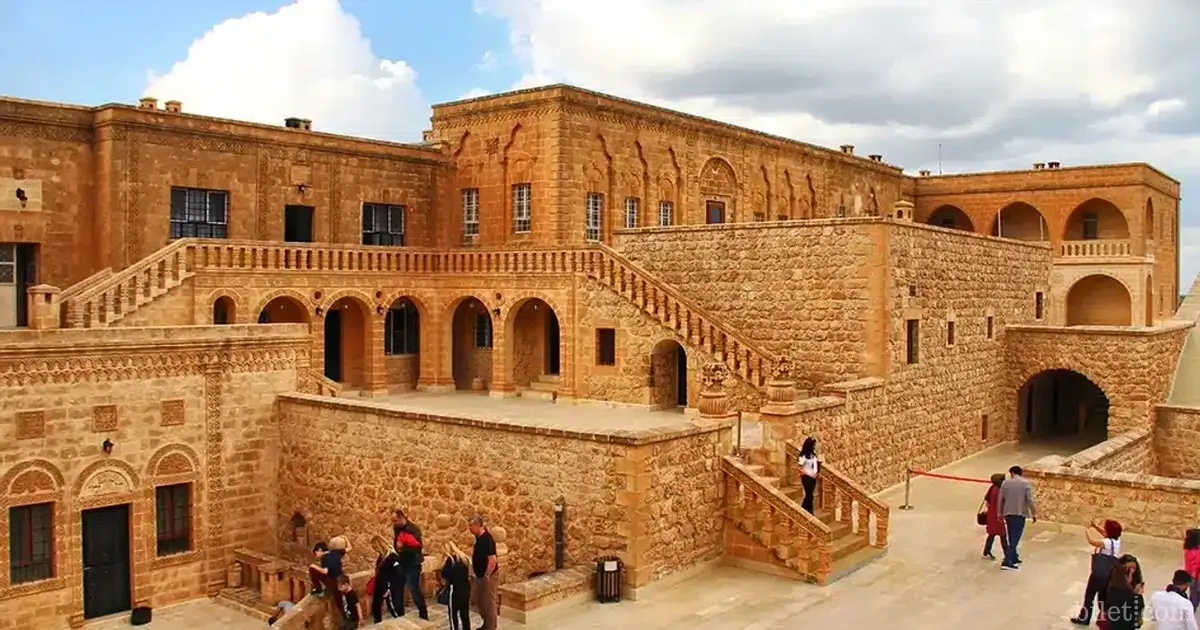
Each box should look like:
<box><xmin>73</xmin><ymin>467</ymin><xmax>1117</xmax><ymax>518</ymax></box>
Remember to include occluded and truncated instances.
<box><xmin>529</xmin><ymin>379</ymin><xmax>559</xmax><ymax>392</ymax></box>
<box><xmin>827</xmin><ymin>544</ymin><xmax>888</xmax><ymax>584</ymax></box>
<box><xmin>829</xmin><ymin>533</ymin><xmax>869</xmax><ymax>561</ymax></box>
<box><xmin>215</xmin><ymin>587</ymin><xmax>275</xmax><ymax>620</ymax></box>
<box><xmin>536</xmin><ymin>374</ymin><xmax>562</xmax><ymax>385</ymax></box>
<box><xmin>520</xmin><ymin>388</ymin><xmax>556</xmax><ymax>402</ymax></box>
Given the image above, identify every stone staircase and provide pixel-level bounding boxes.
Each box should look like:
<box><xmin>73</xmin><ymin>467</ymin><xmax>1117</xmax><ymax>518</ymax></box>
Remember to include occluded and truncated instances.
<box><xmin>518</xmin><ymin>374</ymin><xmax>560</xmax><ymax>401</ymax></box>
<box><xmin>60</xmin><ymin>238</ymin><xmax>194</xmax><ymax>327</ymax></box>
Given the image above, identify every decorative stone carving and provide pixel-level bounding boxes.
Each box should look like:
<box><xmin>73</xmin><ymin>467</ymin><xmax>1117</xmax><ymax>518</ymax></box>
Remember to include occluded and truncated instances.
<box><xmin>485</xmin><ymin>138</ymin><xmax>500</xmax><ymax>155</ymax></box>
<box><xmin>700</xmin><ymin>362</ymin><xmax>730</xmax><ymax>390</ymax></box>
<box><xmin>9</xmin><ymin>469</ymin><xmax>55</xmax><ymax>495</ymax></box>
<box><xmin>156</xmin><ymin>453</ymin><xmax>193</xmax><ymax>477</ymax></box>
<box><xmin>161</xmin><ymin>399</ymin><xmax>185</xmax><ymax>426</ymax></box>
<box><xmin>81</xmin><ymin>469</ymin><xmax>132</xmax><ymax>498</ymax></box>
<box><xmin>91</xmin><ymin>404</ymin><xmax>118</xmax><ymax>432</ymax></box>
<box><xmin>15</xmin><ymin>410</ymin><xmax>46</xmax><ymax>439</ymax></box>
<box><xmin>699</xmin><ymin>362</ymin><xmax>735</xmax><ymax>418</ymax></box>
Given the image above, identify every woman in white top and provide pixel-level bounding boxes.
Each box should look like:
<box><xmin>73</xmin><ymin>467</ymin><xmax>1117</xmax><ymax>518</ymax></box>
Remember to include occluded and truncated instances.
<box><xmin>1071</xmin><ymin>519</ymin><xmax>1123</xmax><ymax>626</ymax></box>
<box><xmin>796</xmin><ymin>437</ymin><xmax>819</xmax><ymax>514</ymax></box>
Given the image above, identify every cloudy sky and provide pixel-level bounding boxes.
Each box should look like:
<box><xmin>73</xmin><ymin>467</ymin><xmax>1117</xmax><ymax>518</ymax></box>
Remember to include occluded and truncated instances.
<box><xmin>3</xmin><ymin>0</ymin><xmax>1196</xmax><ymax>292</ymax></box>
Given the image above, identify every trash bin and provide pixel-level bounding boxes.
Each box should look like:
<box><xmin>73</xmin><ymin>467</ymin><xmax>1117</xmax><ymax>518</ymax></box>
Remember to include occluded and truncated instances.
<box><xmin>595</xmin><ymin>556</ymin><xmax>623</xmax><ymax>603</ymax></box>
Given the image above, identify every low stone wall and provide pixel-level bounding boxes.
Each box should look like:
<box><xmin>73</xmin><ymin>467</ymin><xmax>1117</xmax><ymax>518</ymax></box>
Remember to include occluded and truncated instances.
<box><xmin>1156</xmin><ymin>404</ymin><xmax>1200</xmax><ymax>479</ymax></box>
<box><xmin>276</xmin><ymin>395</ymin><xmax>733</xmax><ymax>592</ymax></box>
<box><xmin>1065</xmin><ymin>429</ymin><xmax>1157</xmax><ymax>474</ymax></box>
<box><xmin>498</xmin><ymin>565</ymin><xmax>594</xmax><ymax>624</ymax></box>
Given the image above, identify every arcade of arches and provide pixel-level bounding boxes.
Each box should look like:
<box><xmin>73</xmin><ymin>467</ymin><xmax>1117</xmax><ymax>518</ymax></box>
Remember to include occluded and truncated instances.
<box><xmin>1018</xmin><ymin>369</ymin><xmax>1109</xmax><ymax>446</ymax></box>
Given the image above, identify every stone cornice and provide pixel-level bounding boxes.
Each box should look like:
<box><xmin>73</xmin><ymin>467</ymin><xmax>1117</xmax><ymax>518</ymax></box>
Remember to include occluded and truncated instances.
<box><xmin>1006</xmin><ymin>320</ymin><xmax>1193</xmax><ymax>337</ymax></box>
<box><xmin>912</xmin><ymin>163</ymin><xmax>1180</xmax><ymax>199</ymax></box>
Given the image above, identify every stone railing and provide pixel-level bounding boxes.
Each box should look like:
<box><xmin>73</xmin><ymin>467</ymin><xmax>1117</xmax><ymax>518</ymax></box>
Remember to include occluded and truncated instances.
<box><xmin>721</xmin><ymin>456</ymin><xmax>833</xmax><ymax>583</ymax></box>
<box><xmin>1059</xmin><ymin>239</ymin><xmax>1132</xmax><ymax>258</ymax></box>
<box><xmin>226</xmin><ymin>548</ymin><xmax>313</xmax><ymax>609</ymax></box>
<box><xmin>61</xmin><ymin>238</ymin><xmax>193</xmax><ymax>328</ymax></box>
<box><xmin>786</xmin><ymin>442</ymin><xmax>889</xmax><ymax>548</ymax></box>
<box><xmin>192</xmin><ymin>239</ymin><xmax>442</xmax><ymax>274</ymax></box>
<box><xmin>312</xmin><ymin>371</ymin><xmax>343</xmax><ymax>398</ymax></box>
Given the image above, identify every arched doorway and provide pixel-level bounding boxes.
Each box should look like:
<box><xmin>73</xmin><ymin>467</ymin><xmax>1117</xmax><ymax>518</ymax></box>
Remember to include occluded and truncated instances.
<box><xmin>1018</xmin><ymin>369</ymin><xmax>1109</xmax><ymax>445</ymax></box>
<box><xmin>1066</xmin><ymin>274</ymin><xmax>1132</xmax><ymax>326</ymax></box>
<box><xmin>258</xmin><ymin>296</ymin><xmax>309</xmax><ymax>324</ymax></box>
<box><xmin>1144</xmin><ymin>198</ymin><xmax>1154</xmax><ymax>242</ymax></box>
<box><xmin>212</xmin><ymin>296</ymin><xmax>236</xmax><ymax>324</ymax></box>
<box><xmin>384</xmin><ymin>297</ymin><xmax>422</xmax><ymax>391</ymax></box>
<box><xmin>991</xmin><ymin>202</ymin><xmax>1048</xmax><ymax>241</ymax></box>
<box><xmin>323</xmin><ymin>296</ymin><xmax>369</xmax><ymax>386</ymax></box>
<box><xmin>926</xmin><ymin>205</ymin><xmax>974</xmax><ymax>231</ymax></box>
<box><xmin>506</xmin><ymin>298</ymin><xmax>561</xmax><ymax>396</ymax></box>
<box><xmin>649</xmin><ymin>339</ymin><xmax>687</xmax><ymax>410</ymax></box>
<box><xmin>451</xmin><ymin>297</ymin><xmax>492</xmax><ymax>391</ymax></box>
<box><xmin>1063</xmin><ymin>198</ymin><xmax>1130</xmax><ymax>241</ymax></box>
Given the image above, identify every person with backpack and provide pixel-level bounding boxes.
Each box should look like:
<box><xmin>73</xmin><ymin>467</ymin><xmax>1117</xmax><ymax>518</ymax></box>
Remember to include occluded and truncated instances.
<box><xmin>1072</xmin><ymin>519</ymin><xmax>1124</xmax><ymax>625</ymax></box>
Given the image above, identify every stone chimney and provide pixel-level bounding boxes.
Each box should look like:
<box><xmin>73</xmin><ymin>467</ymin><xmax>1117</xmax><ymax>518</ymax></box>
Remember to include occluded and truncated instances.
<box><xmin>300</xmin><ymin>119</ymin><xmax>312</xmax><ymax>131</ymax></box>
<box><xmin>164</xmin><ymin>100</ymin><xmax>182</xmax><ymax>113</ymax></box>
<box><xmin>27</xmin><ymin>285</ymin><xmax>61</xmax><ymax>330</ymax></box>
<box><xmin>1033</xmin><ymin>162</ymin><xmax>1045</xmax><ymax>170</ymax></box>
<box><xmin>868</xmin><ymin>154</ymin><xmax>882</xmax><ymax>162</ymax></box>
<box><xmin>1047</xmin><ymin>161</ymin><xmax>1060</xmax><ymax>169</ymax></box>
<box><xmin>918</xmin><ymin>169</ymin><xmax>931</xmax><ymax>177</ymax></box>
<box><xmin>892</xmin><ymin>200</ymin><xmax>914</xmax><ymax>222</ymax></box>
<box><xmin>285</xmin><ymin>118</ymin><xmax>303</xmax><ymax>129</ymax></box>
<box><xmin>839</xmin><ymin>144</ymin><xmax>855</xmax><ymax>155</ymax></box>
<box><xmin>138</xmin><ymin>97</ymin><xmax>159</xmax><ymax>110</ymax></box>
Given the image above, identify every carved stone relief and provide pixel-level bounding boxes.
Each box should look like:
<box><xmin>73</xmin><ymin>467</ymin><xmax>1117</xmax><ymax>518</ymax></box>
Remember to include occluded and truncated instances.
<box><xmin>80</xmin><ymin>469</ymin><xmax>132</xmax><ymax>498</ymax></box>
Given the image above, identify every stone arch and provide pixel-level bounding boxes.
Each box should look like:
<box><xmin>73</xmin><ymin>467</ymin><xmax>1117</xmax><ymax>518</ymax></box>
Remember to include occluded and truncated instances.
<box><xmin>382</xmin><ymin>293</ymin><xmax>429</xmax><ymax>390</ymax></box>
<box><xmin>320</xmin><ymin>292</ymin><xmax>373</xmax><ymax>387</ymax></box>
<box><xmin>649</xmin><ymin>337</ymin><xmax>688</xmax><ymax>409</ymax></box>
<box><xmin>1</xmin><ymin>459</ymin><xmax>65</xmax><ymax>499</ymax></box>
<box><xmin>503</xmin><ymin>294</ymin><xmax>564</xmax><ymax>389</ymax></box>
<box><xmin>317</xmin><ymin>289</ymin><xmax>377</xmax><ymax>315</ymax></box>
<box><xmin>1144</xmin><ymin>198</ymin><xmax>1155</xmax><ymax>241</ymax></box>
<box><xmin>699</xmin><ymin>157</ymin><xmax>737</xmax><ymax>195</ymax></box>
<box><xmin>145</xmin><ymin>444</ymin><xmax>201</xmax><ymax>478</ymax></box>
<box><xmin>255</xmin><ymin>289</ymin><xmax>312</xmax><ymax>324</ymax></box>
<box><xmin>990</xmin><ymin>202</ymin><xmax>1048</xmax><ymax>241</ymax></box>
<box><xmin>1017</xmin><ymin>369</ymin><xmax>1109</xmax><ymax>445</ymax></box>
<box><xmin>1063</xmin><ymin>197</ymin><xmax>1130</xmax><ymax>240</ymax></box>
<box><xmin>210</xmin><ymin>292</ymin><xmax>239</xmax><ymax>325</ymax></box>
<box><xmin>447</xmin><ymin>294</ymin><xmax>495</xmax><ymax>390</ymax></box>
<box><xmin>927</xmin><ymin>205</ymin><xmax>974</xmax><ymax>231</ymax></box>
<box><xmin>1065</xmin><ymin>273</ymin><xmax>1133</xmax><ymax>326</ymax></box>
<box><xmin>73</xmin><ymin>458</ymin><xmax>140</xmax><ymax>500</ymax></box>
<box><xmin>657</xmin><ymin>174</ymin><xmax>676</xmax><ymax>225</ymax></box>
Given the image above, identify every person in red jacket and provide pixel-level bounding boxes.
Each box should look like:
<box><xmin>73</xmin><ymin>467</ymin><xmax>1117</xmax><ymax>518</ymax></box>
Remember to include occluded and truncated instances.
<box><xmin>980</xmin><ymin>473</ymin><xmax>1008</xmax><ymax>560</ymax></box>
<box><xmin>391</xmin><ymin>510</ymin><xmax>428</xmax><ymax>620</ymax></box>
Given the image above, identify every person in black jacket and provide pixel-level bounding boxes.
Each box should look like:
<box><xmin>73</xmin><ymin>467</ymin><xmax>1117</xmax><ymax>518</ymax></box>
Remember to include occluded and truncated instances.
<box><xmin>368</xmin><ymin>534</ymin><xmax>401</xmax><ymax>623</ymax></box>
<box><xmin>440</xmin><ymin>542</ymin><xmax>473</xmax><ymax>630</ymax></box>
<box><xmin>1104</xmin><ymin>561</ymin><xmax>1140</xmax><ymax>630</ymax></box>
<box><xmin>391</xmin><ymin>509</ymin><xmax>429</xmax><ymax>620</ymax></box>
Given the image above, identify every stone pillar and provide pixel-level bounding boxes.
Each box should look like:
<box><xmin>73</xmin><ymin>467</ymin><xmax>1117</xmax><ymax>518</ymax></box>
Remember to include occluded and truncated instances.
<box><xmin>489</xmin><ymin>309</ymin><xmax>517</xmax><ymax>399</ymax></box>
<box><xmin>26</xmin><ymin>284</ymin><xmax>61</xmax><ymax>330</ymax></box>
<box><xmin>758</xmin><ymin>357</ymin><xmax>801</xmax><ymax>476</ymax></box>
<box><xmin>363</xmin><ymin>310</ymin><xmax>390</xmax><ymax>397</ymax></box>
<box><xmin>698</xmin><ymin>363</ymin><xmax>738</xmax><ymax>421</ymax></box>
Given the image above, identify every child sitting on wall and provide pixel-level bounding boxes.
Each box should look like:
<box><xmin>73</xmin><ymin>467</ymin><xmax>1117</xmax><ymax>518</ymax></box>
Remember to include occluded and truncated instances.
<box><xmin>308</xmin><ymin>542</ymin><xmax>331</xmax><ymax>596</ymax></box>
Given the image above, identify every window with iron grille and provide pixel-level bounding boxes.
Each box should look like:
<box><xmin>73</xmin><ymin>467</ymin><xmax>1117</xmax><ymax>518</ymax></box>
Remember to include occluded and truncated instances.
<box><xmin>624</xmin><ymin>197</ymin><xmax>640</xmax><ymax>228</ymax></box>
<box><xmin>362</xmin><ymin>203</ymin><xmax>405</xmax><ymax>246</ymax></box>
<box><xmin>156</xmin><ymin>483</ymin><xmax>192</xmax><ymax>556</ymax></box>
<box><xmin>474</xmin><ymin>313</ymin><xmax>493</xmax><ymax>349</ymax></box>
<box><xmin>9</xmin><ymin>503</ymin><xmax>53</xmax><ymax>583</ymax></box>
<box><xmin>585</xmin><ymin>193</ymin><xmax>603</xmax><ymax>241</ymax></box>
<box><xmin>462</xmin><ymin>189</ymin><xmax>480</xmax><ymax>237</ymax></box>
<box><xmin>385</xmin><ymin>301</ymin><xmax>420</xmax><ymax>355</ymax></box>
<box><xmin>170</xmin><ymin>187</ymin><xmax>228</xmax><ymax>239</ymax></box>
<box><xmin>905</xmin><ymin>319</ymin><xmax>920</xmax><ymax>364</ymax></box>
<box><xmin>512</xmin><ymin>184</ymin><xmax>531</xmax><ymax>233</ymax></box>
<box><xmin>659</xmin><ymin>201</ymin><xmax>673</xmax><ymax>226</ymax></box>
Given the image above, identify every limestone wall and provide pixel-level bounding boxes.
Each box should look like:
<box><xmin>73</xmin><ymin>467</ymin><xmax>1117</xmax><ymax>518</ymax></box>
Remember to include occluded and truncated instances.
<box><xmin>1062</xmin><ymin>430</ymin><xmax>1157</xmax><ymax>474</ymax></box>
<box><xmin>1155</xmin><ymin>404</ymin><xmax>1200</xmax><ymax>479</ymax></box>
<box><xmin>275</xmin><ymin>395</ymin><xmax>732</xmax><ymax>589</ymax></box>
<box><xmin>0</xmin><ymin>324</ymin><xmax>308</xmax><ymax>629</ymax></box>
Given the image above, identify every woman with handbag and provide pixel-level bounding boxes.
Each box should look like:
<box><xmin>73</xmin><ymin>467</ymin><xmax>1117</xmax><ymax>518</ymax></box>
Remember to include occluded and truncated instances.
<box><xmin>1071</xmin><ymin>519</ymin><xmax>1123</xmax><ymax>626</ymax></box>
<box><xmin>979</xmin><ymin>473</ymin><xmax>1008</xmax><ymax>560</ymax></box>
<box><xmin>439</xmin><ymin>542</ymin><xmax>472</xmax><ymax>630</ymax></box>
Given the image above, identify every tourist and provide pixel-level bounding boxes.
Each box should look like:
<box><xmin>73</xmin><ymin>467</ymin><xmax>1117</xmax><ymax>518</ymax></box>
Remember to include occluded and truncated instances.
<box><xmin>1120</xmin><ymin>554</ymin><xmax>1147</xmax><ymax>628</ymax></box>
<box><xmin>267</xmin><ymin>600</ymin><xmax>294</xmax><ymax>625</ymax></box>
<box><xmin>368</xmin><ymin>534</ymin><xmax>402</xmax><ymax>623</ymax></box>
<box><xmin>308</xmin><ymin>541</ymin><xmax>332</xmax><ymax>596</ymax></box>
<box><xmin>1149</xmin><ymin>569</ymin><xmax>1198</xmax><ymax>630</ymax></box>
<box><xmin>979</xmin><ymin>473</ymin><xmax>1008</xmax><ymax>561</ymax></box>
<box><xmin>440</xmin><ymin>542</ymin><xmax>473</xmax><ymax>630</ymax></box>
<box><xmin>1184</xmin><ymin>528</ymin><xmax>1200</xmax><ymax>609</ymax></box>
<box><xmin>391</xmin><ymin>509</ymin><xmax>429</xmax><ymax>620</ymax></box>
<box><xmin>1072</xmin><ymin>519</ymin><xmax>1124</xmax><ymax>625</ymax></box>
<box><xmin>469</xmin><ymin>515</ymin><xmax>500</xmax><ymax>630</ymax></box>
<box><xmin>796</xmin><ymin>437</ymin><xmax>820</xmax><ymax>514</ymax></box>
<box><xmin>1102</xmin><ymin>561</ymin><xmax>1140</xmax><ymax>630</ymax></box>
<box><xmin>998</xmin><ymin>465</ymin><xmax>1037</xmax><ymax>570</ymax></box>
<box><xmin>336</xmin><ymin>575</ymin><xmax>363</xmax><ymax>630</ymax></box>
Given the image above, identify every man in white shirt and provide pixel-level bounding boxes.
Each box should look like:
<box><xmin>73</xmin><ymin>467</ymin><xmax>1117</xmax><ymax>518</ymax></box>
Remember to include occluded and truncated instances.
<box><xmin>1150</xmin><ymin>570</ymin><xmax>1198</xmax><ymax>630</ymax></box>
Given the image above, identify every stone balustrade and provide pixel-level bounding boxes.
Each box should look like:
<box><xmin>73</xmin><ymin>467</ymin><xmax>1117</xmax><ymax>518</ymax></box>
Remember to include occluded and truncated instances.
<box><xmin>1059</xmin><ymin>239</ymin><xmax>1132</xmax><ymax>258</ymax></box>
<box><xmin>785</xmin><ymin>441</ymin><xmax>890</xmax><ymax>549</ymax></box>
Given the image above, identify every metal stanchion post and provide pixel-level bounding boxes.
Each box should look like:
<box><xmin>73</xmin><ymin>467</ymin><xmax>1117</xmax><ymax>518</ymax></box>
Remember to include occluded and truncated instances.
<box><xmin>899</xmin><ymin>468</ymin><xmax>914</xmax><ymax>510</ymax></box>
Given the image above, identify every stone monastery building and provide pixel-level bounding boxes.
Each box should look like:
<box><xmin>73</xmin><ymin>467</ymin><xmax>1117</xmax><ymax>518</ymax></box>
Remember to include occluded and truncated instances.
<box><xmin>0</xmin><ymin>84</ymin><xmax>1196</xmax><ymax>629</ymax></box>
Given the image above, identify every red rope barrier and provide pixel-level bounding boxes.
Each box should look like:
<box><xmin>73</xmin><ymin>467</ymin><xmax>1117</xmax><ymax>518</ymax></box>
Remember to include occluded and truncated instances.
<box><xmin>908</xmin><ymin>469</ymin><xmax>991</xmax><ymax>484</ymax></box>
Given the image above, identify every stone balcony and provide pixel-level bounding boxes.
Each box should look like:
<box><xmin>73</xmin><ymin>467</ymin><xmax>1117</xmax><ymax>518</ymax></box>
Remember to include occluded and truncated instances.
<box><xmin>1057</xmin><ymin>239</ymin><xmax>1154</xmax><ymax>263</ymax></box>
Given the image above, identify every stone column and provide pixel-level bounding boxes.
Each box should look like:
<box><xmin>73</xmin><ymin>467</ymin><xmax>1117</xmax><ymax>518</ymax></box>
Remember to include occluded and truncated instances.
<box><xmin>26</xmin><ymin>284</ymin><xmax>61</xmax><ymax>330</ymax></box>
<box><xmin>758</xmin><ymin>357</ymin><xmax>801</xmax><ymax>475</ymax></box>
<box><xmin>363</xmin><ymin>310</ymin><xmax>390</xmax><ymax>397</ymax></box>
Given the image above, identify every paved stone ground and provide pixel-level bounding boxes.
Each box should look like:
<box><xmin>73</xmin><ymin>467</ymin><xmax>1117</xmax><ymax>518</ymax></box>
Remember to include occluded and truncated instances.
<box><xmin>85</xmin><ymin>599</ymin><xmax>265</xmax><ymax>630</ymax></box>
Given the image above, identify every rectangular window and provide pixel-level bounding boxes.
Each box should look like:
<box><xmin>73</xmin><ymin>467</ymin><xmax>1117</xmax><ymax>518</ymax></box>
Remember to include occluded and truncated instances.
<box><xmin>624</xmin><ymin>197</ymin><xmax>640</xmax><ymax>229</ymax></box>
<box><xmin>981</xmin><ymin>415</ymin><xmax>989</xmax><ymax>441</ymax></box>
<box><xmin>384</xmin><ymin>301</ymin><xmax>420</xmax><ymax>355</ymax></box>
<box><xmin>986</xmin><ymin>316</ymin><xmax>994</xmax><ymax>339</ymax></box>
<box><xmin>905</xmin><ymin>319</ymin><xmax>920</xmax><ymax>364</ymax></box>
<box><xmin>947</xmin><ymin>321</ymin><xmax>956</xmax><ymax>346</ymax></box>
<box><xmin>585</xmin><ymin>193</ymin><xmax>603</xmax><ymax>242</ymax></box>
<box><xmin>512</xmin><ymin>183</ymin><xmax>532</xmax><ymax>233</ymax></box>
<box><xmin>361</xmin><ymin>203</ymin><xmax>405</xmax><ymax>246</ymax></box>
<box><xmin>705</xmin><ymin>200</ymin><xmax>726</xmax><ymax>224</ymax></box>
<box><xmin>462</xmin><ymin>188</ymin><xmax>479</xmax><ymax>237</ymax></box>
<box><xmin>156</xmin><ymin>484</ymin><xmax>192</xmax><ymax>556</ymax></box>
<box><xmin>1035</xmin><ymin>292</ymin><xmax>1044</xmax><ymax>320</ymax></box>
<box><xmin>9</xmin><ymin>503</ymin><xmax>53</xmax><ymax>583</ymax></box>
<box><xmin>596</xmin><ymin>328</ymin><xmax>616</xmax><ymax>366</ymax></box>
<box><xmin>659</xmin><ymin>201</ymin><xmax>673</xmax><ymax>226</ymax></box>
<box><xmin>1082</xmin><ymin>212</ymin><xmax>1099</xmax><ymax>240</ymax></box>
<box><xmin>474</xmin><ymin>313</ymin><xmax>493</xmax><ymax>349</ymax></box>
<box><xmin>169</xmin><ymin>187</ymin><xmax>228</xmax><ymax>239</ymax></box>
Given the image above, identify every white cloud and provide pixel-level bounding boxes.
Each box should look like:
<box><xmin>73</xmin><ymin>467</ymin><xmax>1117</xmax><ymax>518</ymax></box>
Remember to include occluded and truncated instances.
<box><xmin>476</xmin><ymin>50</ymin><xmax>497</xmax><ymax>72</ymax></box>
<box><xmin>144</xmin><ymin>0</ymin><xmax>426</xmax><ymax>142</ymax></box>
<box><xmin>459</xmin><ymin>87</ymin><xmax>493</xmax><ymax>100</ymax></box>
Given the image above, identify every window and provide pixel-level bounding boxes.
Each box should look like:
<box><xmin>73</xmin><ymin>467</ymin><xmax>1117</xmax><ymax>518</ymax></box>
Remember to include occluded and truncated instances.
<box><xmin>586</xmin><ymin>193</ymin><xmax>603</xmax><ymax>241</ymax></box>
<box><xmin>474</xmin><ymin>313</ymin><xmax>493</xmax><ymax>349</ymax></box>
<box><xmin>512</xmin><ymin>183</ymin><xmax>531</xmax><ymax>233</ymax></box>
<box><xmin>1035</xmin><ymin>292</ymin><xmax>1044</xmax><ymax>319</ymax></box>
<box><xmin>659</xmin><ymin>201</ymin><xmax>674</xmax><ymax>226</ymax></box>
<box><xmin>905</xmin><ymin>319</ymin><xmax>920</xmax><ymax>364</ymax></box>
<box><xmin>596</xmin><ymin>328</ymin><xmax>616</xmax><ymax>366</ymax></box>
<box><xmin>981</xmin><ymin>415</ymin><xmax>989</xmax><ymax>441</ymax></box>
<box><xmin>362</xmin><ymin>203</ymin><xmax>405</xmax><ymax>246</ymax></box>
<box><xmin>986</xmin><ymin>316</ymin><xmax>994</xmax><ymax>339</ymax></box>
<box><xmin>947</xmin><ymin>321</ymin><xmax>956</xmax><ymax>346</ymax></box>
<box><xmin>624</xmin><ymin>197</ymin><xmax>640</xmax><ymax>229</ymax></box>
<box><xmin>1082</xmin><ymin>212</ymin><xmax>1098</xmax><ymax>240</ymax></box>
<box><xmin>908</xmin><ymin>285</ymin><xmax>918</xmax><ymax>297</ymax></box>
<box><xmin>384</xmin><ymin>301</ymin><xmax>419</xmax><ymax>355</ymax></box>
<box><xmin>9</xmin><ymin>503</ymin><xmax>52</xmax><ymax>583</ymax></box>
<box><xmin>169</xmin><ymin>187</ymin><xmax>228</xmax><ymax>239</ymax></box>
<box><xmin>837</xmin><ymin>205</ymin><xmax>846</xmax><ymax>218</ymax></box>
<box><xmin>462</xmin><ymin>188</ymin><xmax>480</xmax><ymax>237</ymax></box>
<box><xmin>156</xmin><ymin>484</ymin><xmax>192</xmax><ymax>556</ymax></box>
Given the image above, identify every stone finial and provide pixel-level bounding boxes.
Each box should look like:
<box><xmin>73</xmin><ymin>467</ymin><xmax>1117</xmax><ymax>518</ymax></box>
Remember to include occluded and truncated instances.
<box><xmin>892</xmin><ymin>199</ymin><xmax>914</xmax><ymax>222</ymax></box>
<box><xmin>138</xmin><ymin>97</ymin><xmax>158</xmax><ymax>110</ymax></box>
<box><xmin>770</xmin><ymin>357</ymin><xmax>794</xmax><ymax>382</ymax></box>
<box><xmin>164</xmin><ymin>100</ymin><xmax>182</xmax><ymax>113</ymax></box>
<box><xmin>698</xmin><ymin>362</ymin><xmax>735</xmax><ymax>420</ymax></box>
<box><xmin>700</xmin><ymin>362</ymin><xmax>730</xmax><ymax>391</ymax></box>
<box><xmin>839</xmin><ymin>144</ymin><xmax>855</xmax><ymax>155</ymax></box>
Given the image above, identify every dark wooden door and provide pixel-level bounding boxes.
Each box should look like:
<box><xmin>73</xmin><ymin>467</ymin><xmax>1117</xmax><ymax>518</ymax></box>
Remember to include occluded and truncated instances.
<box><xmin>676</xmin><ymin>345</ymin><xmax>688</xmax><ymax>407</ymax></box>
<box><xmin>284</xmin><ymin>205</ymin><xmax>315</xmax><ymax>243</ymax></box>
<box><xmin>324</xmin><ymin>309</ymin><xmax>343</xmax><ymax>382</ymax></box>
<box><xmin>545</xmin><ymin>311</ymin><xmax>560</xmax><ymax>375</ymax></box>
<box><xmin>706</xmin><ymin>201</ymin><xmax>726</xmax><ymax>224</ymax></box>
<box><xmin>82</xmin><ymin>505</ymin><xmax>131</xmax><ymax>619</ymax></box>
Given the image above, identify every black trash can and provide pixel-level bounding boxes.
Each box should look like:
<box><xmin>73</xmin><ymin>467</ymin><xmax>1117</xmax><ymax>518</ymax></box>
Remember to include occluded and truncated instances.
<box><xmin>130</xmin><ymin>606</ymin><xmax>152</xmax><ymax>625</ymax></box>
<box><xmin>595</xmin><ymin>556</ymin><xmax>623</xmax><ymax>603</ymax></box>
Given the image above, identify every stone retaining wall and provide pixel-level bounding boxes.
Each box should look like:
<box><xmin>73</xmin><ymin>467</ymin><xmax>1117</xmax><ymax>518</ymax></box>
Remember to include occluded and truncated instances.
<box><xmin>1155</xmin><ymin>404</ymin><xmax>1200</xmax><ymax>479</ymax></box>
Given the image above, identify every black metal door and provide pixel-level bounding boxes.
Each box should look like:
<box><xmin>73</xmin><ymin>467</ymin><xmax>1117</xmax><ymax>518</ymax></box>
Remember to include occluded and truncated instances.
<box><xmin>82</xmin><ymin>504</ymin><xmax>131</xmax><ymax>619</ymax></box>
<box><xmin>676</xmin><ymin>345</ymin><xmax>688</xmax><ymax>407</ymax></box>
<box><xmin>324</xmin><ymin>309</ymin><xmax>343</xmax><ymax>382</ymax></box>
<box><xmin>14</xmin><ymin>244</ymin><xmax>36</xmax><ymax>327</ymax></box>
<box><xmin>545</xmin><ymin>311</ymin><xmax>560</xmax><ymax>375</ymax></box>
